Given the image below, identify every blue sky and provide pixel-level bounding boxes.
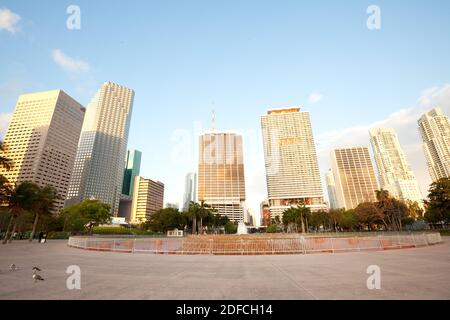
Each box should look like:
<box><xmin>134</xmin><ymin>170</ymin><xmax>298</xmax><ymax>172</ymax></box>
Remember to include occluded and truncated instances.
<box><xmin>1</xmin><ymin>0</ymin><xmax>450</xmax><ymax>223</ymax></box>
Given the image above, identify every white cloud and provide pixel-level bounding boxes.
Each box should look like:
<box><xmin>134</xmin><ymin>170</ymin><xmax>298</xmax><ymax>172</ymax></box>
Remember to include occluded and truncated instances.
<box><xmin>51</xmin><ymin>49</ymin><xmax>90</xmax><ymax>73</ymax></box>
<box><xmin>308</xmin><ymin>92</ymin><xmax>323</xmax><ymax>104</ymax></box>
<box><xmin>0</xmin><ymin>8</ymin><xmax>20</xmax><ymax>33</ymax></box>
<box><xmin>317</xmin><ymin>83</ymin><xmax>450</xmax><ymax>200</ymax></box>
<box><xmin>0</xmin><ymin>112</ymin><xmax>12</xmax><ymax>138</ymax></box>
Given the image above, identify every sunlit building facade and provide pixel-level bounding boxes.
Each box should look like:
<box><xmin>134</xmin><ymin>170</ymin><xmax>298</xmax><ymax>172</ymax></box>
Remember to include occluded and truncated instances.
<box><xmin>0</xmin><ymin>90</ymin><xmax>85</xmax><ymax>212</ymax></box>
<box><xmin>418</xmin><ymin>107</ymin><xmax>450</xmax><ymax>182</ymax></box>
<box><xmin>66</xmin><ymin>82</ymin><xmax>134</xmax><ymax>215</ymax></box>
<box><xmin>198</xmin><ymin>133</ymin><xmax>246</xmax><ymax>222</ymax></box>
<box><xmin>261</xmin><ymin>107</ymin><xmax>326</xmax><ymax>219</ymax></box>
<box><xmin>330</xmin><ymin>147</ymin><xmax>379</xmax><ymax>210</ymax></box>
<box><xmin>325</xmin><ymin>169</ymin><xmax>339</xmax><ymax>209</ymax></box>
<box><xmin>369</xmin><ymin>128</ymin><xmax>423</xmax><ymax>206</ymax></box>
<box><xmin>130</xmin><ymin>176</ymin><xmax>164</xmax><ymax>224</ymax></box>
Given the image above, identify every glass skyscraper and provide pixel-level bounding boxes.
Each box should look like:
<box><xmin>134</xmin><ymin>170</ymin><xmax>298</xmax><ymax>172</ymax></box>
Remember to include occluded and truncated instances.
<box><xmin>66</xmin><ymin>82</ymin><xmax>134</xmax><ymax>215</ymax></box>
<box><xmin>198</xmin><ymin>133</ymin><xmax>246</xmax><ymax>222</ymax></box>
<box><xmin>122</xmin><ymin>149</ymin><xmax>142</xmax><ymax>197</ymax></box>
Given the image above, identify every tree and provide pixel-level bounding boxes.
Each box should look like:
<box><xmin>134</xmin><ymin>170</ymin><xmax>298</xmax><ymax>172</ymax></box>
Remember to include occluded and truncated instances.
<box><xmin>328</xmin><ymin>208</ymin><xmax>345</xmax><ymax>232</ymax></box>
<box><xmin>188</xmin><ymin>201</ymin><xmax>199</xmax><ymax>234</ymax></box>
<box><xmin>282</xmin><ymin>206</ymin><xmax>311</xmax><ymax>233</ymax></box>
<box><xmin>355</xmin><ymin>202</ymin><xmax>383</xmax><ymax>231</ymax></box>
<box><xmin>424</xmin><ymin>178</ymin><xmax>450</xmax><ymax>225</ymax></box>
<box><xmin>143</xmin><ymin>208</ymin><xmax>185</xmax><ymax>233</ymax></box>
<box><xmin>60</xmin><ymin>200</ymin><xmax>111</xmax><ymax>233</ymax></box>
<box><xmin>339</xmin><ymin>209</ymin><xmax>358</xmax><ymax>231</ymax></box>
<box><xmin>375</xmin><ymin>189</ymin><xmax>409</xmax><ymax>231</ymax></box>
<box><xmin>3</xmin><ymin>182</ymin><xmax>40</xmax><ymax>244</ymax></box>
<box><xmin>29</xmin><ymin>185</ymin><xmax>57</xmax><ymax>241</ymax></box>
<box><xmin>198</xmin><ymin>201</ymin><xmax>214</xmax><ymax>235</ymax></box>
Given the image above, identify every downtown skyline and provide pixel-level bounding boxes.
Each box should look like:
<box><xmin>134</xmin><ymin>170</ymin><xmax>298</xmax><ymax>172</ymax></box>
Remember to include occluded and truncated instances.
<box><xmin>1</xmin><ymin>1</ymin><xmax>450</xmax><ymax>224</ymax></box>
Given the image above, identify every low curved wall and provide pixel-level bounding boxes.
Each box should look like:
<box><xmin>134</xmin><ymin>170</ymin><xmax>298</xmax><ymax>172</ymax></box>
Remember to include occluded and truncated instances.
<box><xmin>67</xmin><ymin>232</ymin><xmax>443</xmax><ymax>255</ymax></box>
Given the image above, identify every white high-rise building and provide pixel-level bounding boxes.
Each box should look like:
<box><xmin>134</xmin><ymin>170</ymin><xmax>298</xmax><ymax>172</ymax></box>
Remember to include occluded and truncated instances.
<box><xmin>325</xmin><ymin>169</ymin><xmax>339</xmax><ymax>209</ymax></box>
<box><xmin>182</xmin><ymin>172</ymin><xmax>197</xmax><ymax>212</ymax></box>
<box><xmin>418</xmin><ymin>107</ymin><xmax>450</xmax><ymax>182</ymax></box>
<box><xmin>369</xmin><ymin>128</ymin><xmax>423</xmax><ymax>206</ymax></box>
<box><xmin>261</xmin><ymin>107</ymin><xmax>326</xmax><ymax>219</ymax></box>
<box><xmin>66</xmin><ymin>82</ymin><xmax>134</xmax><ymax>215</ymax></box>
<box><xmin>0</xmin><ymin>90</ymin><xmax>85</xmax><ymax>212</ymax></box>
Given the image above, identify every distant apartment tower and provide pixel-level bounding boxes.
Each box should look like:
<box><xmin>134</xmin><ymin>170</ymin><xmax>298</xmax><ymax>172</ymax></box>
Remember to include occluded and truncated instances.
<box><xmin>418</xmin><ymin>107</ymin><xmax>450</xmax><ymax>182</ymax></box>
<box><xmin>182</xmin><ymin>172</ymin><xmax>197</xmax><ymax>212</ymax></box>
<box><xmin>260</xmin><ymin>200</ymin><xmax>271</xmax><ymax>226</ymax></box>
<box><xmin>130</xmin><ymin>176</ymin><xmax>164</xmax><ymax>223</ymax></box>
<box><xmin>261</xmin><ymin>107</ymin><xmax>326</xmax><ymax>219</ymax></box>
<box><xmin>0</xmin><ymin>90</ymin><xmax>85</xmax><ymax>211</ymax></box>
<box><xmin>198</xmin><ymin>133</ymin><xmax>246</xmax><ymax>222</ymax></box>
<box><xmin>330</xmin><ymin>147</ymin><xmax>379</xmax><ymax>210</ymax></box>
<box><xmin>369</xmin><ymin>128</ymin><xmax>423</xmax><ymax>205</ymax></box>
<box><xmin>66</xmin><ymin>82</ymin><xmax>134</xmax><ymax>215</ymax></box>
<box><xmin>325</xmin><ymin>169</ymin><xmax>339</xmax><ymax>209</ymax></box>
<box><xmin>122</xmin><ymin>149</ymin><xmax>142</xmax><ymax>197</ymax></box>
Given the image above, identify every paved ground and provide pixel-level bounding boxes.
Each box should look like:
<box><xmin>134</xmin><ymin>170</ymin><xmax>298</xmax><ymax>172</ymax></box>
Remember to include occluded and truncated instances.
<box><xmin>0</xmin><ymin>238</ymin><xmax>449</xmax><ymax>300</ymax></box>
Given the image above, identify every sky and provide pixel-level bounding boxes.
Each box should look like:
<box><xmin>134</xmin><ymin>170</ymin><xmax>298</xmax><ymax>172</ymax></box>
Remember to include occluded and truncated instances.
<box><xmin>1</xmin><ymin>0</ymin><xmax>450</xmax><ymax>225</ymax></box>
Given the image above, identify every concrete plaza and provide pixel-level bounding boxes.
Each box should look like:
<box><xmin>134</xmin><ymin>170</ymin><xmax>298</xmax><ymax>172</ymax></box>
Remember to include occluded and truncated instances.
<box><xmin>0</xmin><ymin>238</ymin><xmax>449</xmax><ymax>300</ymax></box>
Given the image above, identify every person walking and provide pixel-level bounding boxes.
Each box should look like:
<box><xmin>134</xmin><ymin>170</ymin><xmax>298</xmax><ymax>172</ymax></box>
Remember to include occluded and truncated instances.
<box><xmin>38</xmin><ymin>231</ymin><xmax>44</xmax><ymax>243</ymax></box>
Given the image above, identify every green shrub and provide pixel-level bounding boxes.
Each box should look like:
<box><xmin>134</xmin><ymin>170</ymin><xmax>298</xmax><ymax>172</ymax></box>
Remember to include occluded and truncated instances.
<box><xmin>47</xmin><ymin>231</ymin><xmax>71</xmax><ymax>239</ymax></box>
<box><xmin>266</xmin><ymin>225</ymin><xmax>279</xmax><ymax>233</ymax></box>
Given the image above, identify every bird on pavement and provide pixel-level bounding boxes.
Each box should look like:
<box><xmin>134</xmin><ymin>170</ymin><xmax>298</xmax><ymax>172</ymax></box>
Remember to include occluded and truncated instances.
<box><xmin>32</xmin><ymin>271</ymin><xmax>44</xmax><ymax>283</ymax></box>
<box><xmin>9</xmin><ymin>264</ymin><xmax>18</xmax><ymax>271</ymax></box>
<box><xmin>32</xmin><ymin>266</ymin><xmax>42</xmax><ymax>272</ymax></box>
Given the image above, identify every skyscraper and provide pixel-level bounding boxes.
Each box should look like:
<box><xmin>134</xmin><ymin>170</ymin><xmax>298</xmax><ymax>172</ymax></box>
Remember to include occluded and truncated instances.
<box><xmin>325</xmin><ymin>169</ymin><xmax>339</xmax><ymax>209</ymax></box>
<box><xmin>66</xmin><ymin>82</ymin><xmax>134</xmax><ymax>215</ymax></box>
<box><xmin>198</xmin><ymin>132</ymin><xmax>246</xmax><ymax>222</ymax></box>
<box><xmin>369</xmin><ymin>128</ymin><xmax>423</xmax><ymax>205</ymax></box>
<box><xmin>261</xmin><ymin>107</ymin><xmax>325</xmax><ymax>219</ymax></box>
<box><xmin>330</xmin><ymin>147</ymin><xmax>379</xmax><ymax>210</ymax></box>
<box><xmin>0</xmin><ymin>90</ymin><xmax>85</xmax><ymax>211</ymax></box>
<box><xmin>182</xmin><ymin>172</ymin><xmax>197</xmax><ymax>212</ymax></box>
<box><xmin>418</xmin><ymin>107</ymin><xmax>450</xmax><ymax>182</ymax></box>
<box><xmin>122</xmin><ymin>149</ymin><xmax>142</xmax><ymax>197</ymax></box>
<box><xmin>130</xmin><ymin>176</ymin><xmax>164</xmax><ymax>223</ymax></box>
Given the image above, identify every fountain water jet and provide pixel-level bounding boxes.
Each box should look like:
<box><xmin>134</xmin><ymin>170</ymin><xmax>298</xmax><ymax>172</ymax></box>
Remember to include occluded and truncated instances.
<box><xmin>237</xmin><ymin>222</ymin><xmax>248</xmax><ymax>235</ymax></box>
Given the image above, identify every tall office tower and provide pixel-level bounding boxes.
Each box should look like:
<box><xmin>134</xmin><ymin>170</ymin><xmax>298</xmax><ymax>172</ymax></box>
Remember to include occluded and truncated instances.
<box><xmin>182</xmin><ymin>172</ymin><xmax>197</xmax><ymax>212</ymax></box>
<box><xmin>330</xmin><ymin>147</ymin><xmax>379</xmax><ymax>210</ymax></box>
<box><xmin>198</xmin><ymin>133</ymin><xmax>246</xmax><ymax>222</ymax></box>
<box><xmin>0</xmin><ymin>90</ymin><xmax>85</xmax><ymax>211</ymax></box>
<box><xmin>369</xmin><ymin>128</ymin><xmax>423</xmax><ymax>205</ymax></box>
<box><xmin>66</xmin><ymin>82</ymin><xmax>134</xmax><ymax>215</ymax></box>
<box><xmin>130</xmin><ymin>176</ymin><xmax>164</xmax><ymax>223</ymax></box>
<box><xmin>325</xmin><ymin>169</ymin><xmax>339</xmax><ymax>209</ymax></box>
<box><xmin>261</xmin><ymin>107</ymin><xmax>326</xmax><ymax>219</ymax></box>
<box><xmin>122</xmin><ymin>149</ymin><xmax>142</xmax><ymax>196</ymax></box>
<box><xmin>418</xmin><ymin>107</ymin><xmax>450</xmax><ymax>182</ymax></box>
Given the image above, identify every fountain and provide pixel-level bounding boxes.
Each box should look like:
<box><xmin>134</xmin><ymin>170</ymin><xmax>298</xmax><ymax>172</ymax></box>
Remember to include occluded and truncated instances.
<box><xmin>237</xmin><ymin>222</ymin><xmax>248</xmax><ymax>235</ymax></box>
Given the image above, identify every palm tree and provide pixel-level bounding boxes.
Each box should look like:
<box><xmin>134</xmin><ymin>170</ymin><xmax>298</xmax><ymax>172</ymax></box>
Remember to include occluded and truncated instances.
<box><xmin>188</xmin><ymin>201</ymin><xmax>199</xmax><ymax>235</ymax></box>
<box><xmin>29</xmin><ymin>185</ymin><xmax>57</xmax><ymax>242</ymax></box>
<box><xmin>2</xmin><ymin>182</ymin><xmax>40</xmax><ymax>244</ymax></box>
<box><xmin>198</xmin><ymin>201</ymin><xmax>214</xmax><ymax>235</ymax></box>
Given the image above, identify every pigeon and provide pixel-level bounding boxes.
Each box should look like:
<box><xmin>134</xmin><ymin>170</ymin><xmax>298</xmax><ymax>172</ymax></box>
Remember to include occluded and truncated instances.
<box><xmin>32</xmin><ymin>266</ymin><xmax>41</xmax><ymax>272</ymax></box>
<box><xmin>9</xmin><ymin>264</ymin><xmax>18</xmax><ymax>271</ymax></box>
<box><xmin>32</xmin><ymin>271</ymin><xmax>44</xmax><ymax>282</ymax></box>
